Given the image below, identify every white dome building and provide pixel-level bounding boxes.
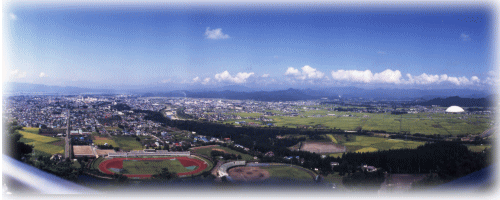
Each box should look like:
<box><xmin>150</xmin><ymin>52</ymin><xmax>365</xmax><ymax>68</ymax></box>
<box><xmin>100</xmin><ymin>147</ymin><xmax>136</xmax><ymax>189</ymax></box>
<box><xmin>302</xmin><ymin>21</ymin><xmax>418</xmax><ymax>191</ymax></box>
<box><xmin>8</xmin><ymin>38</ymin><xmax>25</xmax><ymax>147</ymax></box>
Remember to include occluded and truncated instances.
<box><xmin>445</xmin><ymin>105</ymin><xmax>465</xmax><ymax>113</ymax></box>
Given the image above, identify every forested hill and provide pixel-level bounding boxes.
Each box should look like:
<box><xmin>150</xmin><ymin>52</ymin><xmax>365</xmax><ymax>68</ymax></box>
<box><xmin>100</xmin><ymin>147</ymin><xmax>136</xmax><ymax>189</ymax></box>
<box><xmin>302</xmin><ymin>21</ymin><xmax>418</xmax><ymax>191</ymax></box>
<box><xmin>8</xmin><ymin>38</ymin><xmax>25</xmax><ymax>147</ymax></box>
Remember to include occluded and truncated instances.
<box><xmin>412</xmin><ymin>96</ymin><xmax>493</xmax><ymax>107</ymax></box>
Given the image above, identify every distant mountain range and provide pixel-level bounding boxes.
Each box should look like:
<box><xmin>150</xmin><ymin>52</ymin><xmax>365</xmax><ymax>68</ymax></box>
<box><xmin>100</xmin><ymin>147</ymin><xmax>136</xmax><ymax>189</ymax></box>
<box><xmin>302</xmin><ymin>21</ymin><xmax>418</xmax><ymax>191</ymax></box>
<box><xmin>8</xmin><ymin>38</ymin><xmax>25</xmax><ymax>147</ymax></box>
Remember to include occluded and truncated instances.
<box><xmin>4</xmin><ymin>82</ymin><xmax>492</xmax><ymax>102</ymax></box>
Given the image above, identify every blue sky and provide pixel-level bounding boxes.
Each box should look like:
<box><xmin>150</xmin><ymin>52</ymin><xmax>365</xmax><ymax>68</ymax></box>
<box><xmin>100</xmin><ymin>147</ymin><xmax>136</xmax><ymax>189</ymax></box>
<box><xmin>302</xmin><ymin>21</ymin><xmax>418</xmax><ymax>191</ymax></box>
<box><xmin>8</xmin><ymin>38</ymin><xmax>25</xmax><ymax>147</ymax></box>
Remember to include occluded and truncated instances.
<box><xmin>3</xmin><ymin>2</ymin><xmax>497</xmax><ymax>90</ymax></box>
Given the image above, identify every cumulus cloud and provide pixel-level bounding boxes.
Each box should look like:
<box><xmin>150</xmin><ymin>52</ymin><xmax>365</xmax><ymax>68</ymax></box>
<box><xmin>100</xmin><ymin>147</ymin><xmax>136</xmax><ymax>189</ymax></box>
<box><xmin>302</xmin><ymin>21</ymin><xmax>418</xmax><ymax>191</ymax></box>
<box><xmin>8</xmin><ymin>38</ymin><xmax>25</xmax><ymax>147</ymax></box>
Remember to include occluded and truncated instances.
<box><xmin>202</xmin><ymin>77</ymin><xmax>211</xmax><ymax>85</ymax></box>
<box><xmin>39</xmin><ymin>72</ymin><xmax>48</xmax><ymax>78</ymax></box>
<box><xmin>460</xmin><ymin>33</ymin><xmax>470</xmax><ymax>41</ymax></box>
<box><xmin>285</xmin><ymin>67</ymin><xmax>300</xmax><ymax>76</ymax></box>
<box><xmin>10</xmin><ymin>69</ymin><xmax>27</xmax><ymax>79</ymax></box>
<box><xmin>285</xmin><ymin>65</ymin><xmax>325</xmax><ymax>80</ymax></box>
<box><xmin>193</xmin><ymin>76</ymin><xmax>200</xmax><ymax>82</ymax></box>
<box><xmin>331</xmin><ymin>69</ymin><xmax>401</xmax><ymax>84</ymax></box>
<box><xmin>330</xmin><ymin>68</ymin><xmax>480</xmax><ymax>86</ymax></box>
<box><xmin>215</xmin><ymin>71</ymin><xmax>254</xmax><ymax>84</ymax></box>
<box><xmin>261</xmin><ymin>74</ymin><xmax>270</xmax><ymax>78</ymax></box>
<box><xmin>205</xmin><ymin>27</ymin><xmax>230</xmax><ymax>40</ymax></box>
<box><xmin>405</xmin><ymin>73</ymin><xmax>476</xmax><ymax>86</ymax></box>
<box><xmin>10</xmin><ymin>13</ymin><xmax>17</xmax><ymax>20</ymax></box>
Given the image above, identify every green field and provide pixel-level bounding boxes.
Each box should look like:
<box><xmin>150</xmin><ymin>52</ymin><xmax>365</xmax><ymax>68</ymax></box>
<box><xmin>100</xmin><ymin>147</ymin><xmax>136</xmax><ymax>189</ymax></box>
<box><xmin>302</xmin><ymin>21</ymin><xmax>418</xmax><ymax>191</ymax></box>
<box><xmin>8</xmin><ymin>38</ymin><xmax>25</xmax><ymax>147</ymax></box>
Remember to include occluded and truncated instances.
<box><xmin>17</xmin><ymin>130</ymin><xmax>59</xmax><ymax>143</ymax></box>
<box><xmin>229</xmin><ymin>112</ymin><xmax>263</xmax><ymax>118</ymax></box>
<box><xmin>466</xmin><ymin>145</ymin><xmax>491</xmax><ymax>152</ymax></box>
<box><xmin>22</xmin><ymin>127</ymin><xmax>41</xmax><ymax>134</ymax></box>
<box><xmin>16</xmin><ymin>129</ymin><xmax>65</xmax><ymax>155</ymax></box>
<box><xmin>112</xmin><ymin>136</ymin><xmax>144</xmax><ymax>151</ymax></box>
<box><xmin>355</xmin><ymin>147</ymin><xmax>379</xmax><ymax>153</ymax></box>
<box><xmin>121</xmin><ymin>159</ymin><xmax>193</xmax><ymax>175</ymax></box>
<box><xmin>93</xmin><ymin>139</ymin><xmax>119</xmax><ymax>147</ymax></box>
<box><xmin>268</xmin><ymin>112</ymin><xmax>492</xmax><ymax>136</ymax></box>
<box><xmin>341</xmin><ymin>136</ymin><xmax>425</xmax><ymax>152</ymax></box>
<box><xmin>326</xmin><ymin>134</ymin><xmax>338</xmax><ymax>143</ymax></box>
<box><xmin>262</xmin><ymin>165</ymin><xmax>315</xmax><ymax>181</ymax></box>
<box><xmin>191</xmin><ymin>146</ymin><xmax>254</xmax><ymax>161</ymax></box>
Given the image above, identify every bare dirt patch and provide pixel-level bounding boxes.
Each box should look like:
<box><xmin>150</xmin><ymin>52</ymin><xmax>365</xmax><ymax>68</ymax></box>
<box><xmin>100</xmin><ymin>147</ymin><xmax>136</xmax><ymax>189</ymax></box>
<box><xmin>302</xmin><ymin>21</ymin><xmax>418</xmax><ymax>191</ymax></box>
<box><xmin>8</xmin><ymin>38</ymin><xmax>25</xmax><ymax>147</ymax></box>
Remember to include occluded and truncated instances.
<box><xmin>49</xmin><ymin>140</ymin><xmax>65</xmax><ymax>146</ymax></box>
<box><xmin>227</xmin><ymin>166</ymin><xmax>270</xmax><ymax>182</ymax></box>
<box><xmin>94</xmin><ymin>136</ymin><xmax>110</xmax><ymax>140</ymax></box>
<box><xmin>300</xmin><ymin>142</ymin><xmax>345</xmax><ymax>154</ymax></box>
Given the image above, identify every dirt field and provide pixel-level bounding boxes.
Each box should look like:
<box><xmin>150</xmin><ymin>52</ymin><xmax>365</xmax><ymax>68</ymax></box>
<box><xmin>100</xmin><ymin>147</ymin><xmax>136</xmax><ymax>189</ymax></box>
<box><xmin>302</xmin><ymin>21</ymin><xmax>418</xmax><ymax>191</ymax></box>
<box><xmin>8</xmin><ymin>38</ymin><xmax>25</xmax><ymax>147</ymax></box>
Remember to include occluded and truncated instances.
<box><xmin>73</xmin><ymin>145</ymin><xmax>94</xmax><ymax>156</ymax></box>
<box><xmin>94</xmin><ymin>136</ymin><xmax>110</xmax><ymax>140</ymax></box>
<box><xmin>300</xmin><ymin>142</ymin><xmax>346</xmax><ymax>154</ymax></box>
<box><xmin>227</xmin><ymin>166</ymin><xmax>270</xmax><ymax>182</ymax></box>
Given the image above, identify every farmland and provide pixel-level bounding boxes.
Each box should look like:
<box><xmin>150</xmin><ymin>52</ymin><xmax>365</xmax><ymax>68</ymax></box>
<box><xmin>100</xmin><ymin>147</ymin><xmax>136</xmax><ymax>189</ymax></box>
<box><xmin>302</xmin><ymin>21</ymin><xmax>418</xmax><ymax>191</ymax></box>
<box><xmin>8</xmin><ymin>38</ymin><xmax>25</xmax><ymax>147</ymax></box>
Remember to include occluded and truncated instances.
<box><xmin>340</xmin><ymin>136</ymin><xmax>425</xmax><ymax>153</ymax></box>
<box><xmin>268</xmin><ymin>111</ymin><xmax>491</xmax><ymax>136</ymax></box>
<box><xmin>111</xmin><ymin>136</ymin><xmax>144</xmax><ymax>151</ymax></box>
<box><xmin>16</xmin><ymin>129</ymin><xmax>65</xmax><ymax>155</ymax></box>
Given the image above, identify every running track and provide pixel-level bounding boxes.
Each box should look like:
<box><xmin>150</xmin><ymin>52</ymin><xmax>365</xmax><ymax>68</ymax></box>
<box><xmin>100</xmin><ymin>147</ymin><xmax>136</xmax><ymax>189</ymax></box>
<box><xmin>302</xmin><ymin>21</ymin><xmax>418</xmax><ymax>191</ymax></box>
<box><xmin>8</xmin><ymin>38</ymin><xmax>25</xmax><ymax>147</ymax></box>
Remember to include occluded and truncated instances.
<box><xmin>98</xmin><ymin>157</ymin><xmax>208</xmax><ymax>178</ymax></box>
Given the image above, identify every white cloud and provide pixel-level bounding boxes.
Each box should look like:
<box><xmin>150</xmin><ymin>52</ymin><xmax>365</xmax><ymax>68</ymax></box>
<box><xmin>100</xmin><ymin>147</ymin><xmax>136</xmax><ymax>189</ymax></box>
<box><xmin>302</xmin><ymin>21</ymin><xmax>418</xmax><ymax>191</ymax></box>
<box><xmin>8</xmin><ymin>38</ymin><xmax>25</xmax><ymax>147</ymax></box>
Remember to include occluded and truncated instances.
<box><xmin>460</xmin><ymin>33</ymin><xmax>470</xmax><ymax>41</ymax></box>
<box><xmin>330</xmin><ymin>69</ymin><xmax>479</xmax><ymax>86</ymax></box>
<box><xmin>202</xmin><ymin>77</ymin><xmax>211</xmax><ymax>85</ymax></box>
<box><xmin>215</xmin><ymin>71</ymin><xmax>254</xmax><ymax>84</ymax></box>
<box><xmin>205</xmin><ymin>27</ymin><xmax>230</xmax><ymax>40</ymax></box>
<box><xmin>285</xmin><ymin>67</ymin><xmax>300</xmax><ymax>76</ymax></box>
<box><xmin>39</xmin><ymin>72</ymin><xmax>48</xmax><ymax>78</ymax></box>
<box><xmin>10</xmin><ymin>69</ymin><xmax>27</xmax><ymax>79</ymax></box>
<box><xmin>302</xmin><ymin>65</ymin><xmax>325</xmax><ymax>79</ymax></box>
<box><xmin>405</xmin><ymin>73</ymin><xmax>475</xmax><ymax>86</ymax></box>
<box><xmin>10</xmin><ymin>13</ymin><xmax>17</xmax><ymax>20</ymax></box>
<box><xmin>11</xmin><ymin>69</ymin><xmax>19</xmax><ymax>76</ymax></box>
<box><xmin>331</xmin><ymin>69</ymin><xmax>374</xmax><ymax>83</ymax></box>
<box><xmin>193</xmin><ymin>76</ymin><xmax>200</xmax><ymax>82</ymax></box>
<box><xmin>261</xmin><ymin>74</ymin><xmax>270</xmax><ymax>78</ymax></box>
<box><xmin>285</xmin><ymin>65</ymin><xmax>325</xmax><ymax>80</ymax></box>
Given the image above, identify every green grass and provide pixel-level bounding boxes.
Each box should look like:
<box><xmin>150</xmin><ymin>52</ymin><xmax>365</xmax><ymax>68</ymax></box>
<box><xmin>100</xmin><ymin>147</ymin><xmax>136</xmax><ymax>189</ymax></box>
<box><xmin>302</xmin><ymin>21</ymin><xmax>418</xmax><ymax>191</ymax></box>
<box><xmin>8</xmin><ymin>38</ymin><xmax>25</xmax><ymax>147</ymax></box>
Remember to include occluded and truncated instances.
<box><xmin>93</xmin><ymin>139</ymin><xmax>119</xmax><ymax>147</ymax></box>
<box><xmin>17</xmin><ymin>130</ymin><xmax>59</xmax><ymax>143</ymax></box>
<box><xmin>355</xmin><ymin>147</ymin><xmax>379</xmax><ymax>153</ymax></box>
<box><xmin>326</xmin><ymin>134</ymin><xmax>338</xmax><ymax>143</ymax></box>
<box><xmin>341</xmin><ymin>136</ymin><xmax>425</xmax><ymax>152</ymax></box>
<box><xmin>122</xmin><ymin>159</ymin><xmax>192</xmax><ymax>175</ymax></box>
<box><xmin>22</xmin><ymin>127</ymin><xmax>40</xmax><ymax>134</ymax></box>
<box><xmin>267</xmin><ymin>112</ymin><xmax>492</xmax><ymax>135</ymax></box>
<box><xmin>16</xmin><ymin>130</ymin><xmax>64</xmax><ymax>155</ymax></box>
<box><xmin>262</xmin><ymin>166</ymin><xmax>315</xmax><ymax>181</ymax></box>
<box><xmin>91</xmin><ymin>157</ymin><xmax>105</xmax><ymax>171</ymax></box>
<box><xmin>329</xmin><ymin>153</ymin><xmax>344</xmax><ymax>158</ymax></box>
<box><xmin>112</xmin><ymin>136</ymin><xmax>144</xmax><ymax>151</ymax></box>
<box><xmin>466</xmin><ymin>145</ymin><xmax>491</xmax><ymax>152</ymax></box>
<box><xmin>190</xmin><ymin>146</ymin><xmax>254</xmax><ymax>161</ymax></box>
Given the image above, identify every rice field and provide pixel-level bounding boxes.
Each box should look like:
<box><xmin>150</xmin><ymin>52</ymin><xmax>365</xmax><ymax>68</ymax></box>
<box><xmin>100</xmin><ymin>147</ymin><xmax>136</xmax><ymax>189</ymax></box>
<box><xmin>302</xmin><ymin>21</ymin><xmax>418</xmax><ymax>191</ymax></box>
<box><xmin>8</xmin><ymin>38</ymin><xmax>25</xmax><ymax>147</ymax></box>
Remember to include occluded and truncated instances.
<box><xmin>268</xmin><ymin>112</ymin><xmax>491</xmax><ymax>136</ymax></box>
<box><xmin>341</xmin><ymin>136</ymin><xmax>425</xmax><ymax>152</ymax></box>
<box><xmin>17</xmin><ymin>129</ymin><xmax>65</xmax><ymax>155</ymax></box>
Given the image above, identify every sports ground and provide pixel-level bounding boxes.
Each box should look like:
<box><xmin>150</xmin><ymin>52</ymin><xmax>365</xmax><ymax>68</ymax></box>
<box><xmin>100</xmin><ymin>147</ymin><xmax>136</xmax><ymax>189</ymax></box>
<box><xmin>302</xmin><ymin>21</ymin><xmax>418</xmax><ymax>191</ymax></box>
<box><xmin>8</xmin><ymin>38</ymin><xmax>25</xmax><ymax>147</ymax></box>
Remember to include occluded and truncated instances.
<box><xmin>98</xmin><ymin>156</ymin><xmax>209</xmax><ymax>178</ymax></box>
<box><xmin>226</xmin><ymin>163</ymin><xmax>316</xmax><ymax>182</ymax></box>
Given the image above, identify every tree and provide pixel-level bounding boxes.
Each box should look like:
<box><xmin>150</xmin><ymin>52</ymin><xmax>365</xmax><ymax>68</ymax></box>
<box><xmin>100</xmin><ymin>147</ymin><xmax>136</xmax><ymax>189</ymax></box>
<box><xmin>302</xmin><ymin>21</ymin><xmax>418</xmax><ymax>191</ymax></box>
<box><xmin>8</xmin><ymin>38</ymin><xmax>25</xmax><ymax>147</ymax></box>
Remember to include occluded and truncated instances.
<box><xmin>6</xmin><ymin>133</ymin><xmax>34</xmax><ymax>160</ymax></box>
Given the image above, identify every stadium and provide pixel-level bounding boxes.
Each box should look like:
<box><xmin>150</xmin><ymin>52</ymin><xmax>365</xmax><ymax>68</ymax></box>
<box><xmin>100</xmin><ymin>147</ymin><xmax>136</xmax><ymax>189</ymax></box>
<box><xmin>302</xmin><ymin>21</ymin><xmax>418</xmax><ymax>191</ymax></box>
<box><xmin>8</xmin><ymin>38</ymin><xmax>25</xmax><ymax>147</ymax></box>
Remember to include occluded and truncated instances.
<box><xmin>216</xmin><ymin>161</ymin><xmax>318</xmax><ymax>183</ymax></box>
<box><xmin>93</xmin><ymin>150</ymin><xmax>212</xmax><ymax>179</ymax></box>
